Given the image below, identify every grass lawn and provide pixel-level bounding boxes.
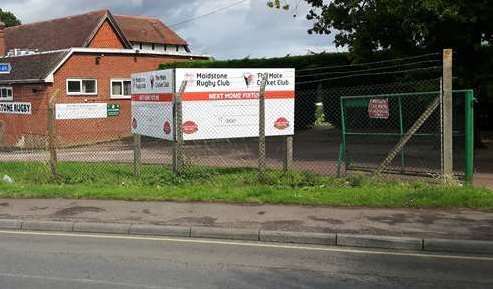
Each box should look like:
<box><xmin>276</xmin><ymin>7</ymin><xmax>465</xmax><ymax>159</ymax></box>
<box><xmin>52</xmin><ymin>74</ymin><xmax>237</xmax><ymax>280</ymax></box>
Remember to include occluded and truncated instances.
<box><xmin>0</xmin><ymin>162</ymin><xmax>491</xmax><ymax>209</ymax></box>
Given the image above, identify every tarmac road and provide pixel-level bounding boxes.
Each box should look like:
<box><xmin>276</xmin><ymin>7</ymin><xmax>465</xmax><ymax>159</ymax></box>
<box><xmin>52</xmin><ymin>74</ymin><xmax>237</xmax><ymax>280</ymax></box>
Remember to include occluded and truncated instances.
<box><xmin>0</xmin><ymin>230</ymin><xmax>491</xmax><ymax>289</ymax></box>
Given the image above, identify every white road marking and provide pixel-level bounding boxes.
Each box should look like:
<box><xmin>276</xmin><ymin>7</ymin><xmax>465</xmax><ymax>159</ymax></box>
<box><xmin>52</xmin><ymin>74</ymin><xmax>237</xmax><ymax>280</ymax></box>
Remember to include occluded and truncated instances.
<box><xmin>0</xmin><ymin>272</ymin><xmax>180</xmax><ymax>289</ymax></box>
<box><xmin>0</xmin><ymin>230</ymin><xmax>492</xmax><ymax>262</ymax></box>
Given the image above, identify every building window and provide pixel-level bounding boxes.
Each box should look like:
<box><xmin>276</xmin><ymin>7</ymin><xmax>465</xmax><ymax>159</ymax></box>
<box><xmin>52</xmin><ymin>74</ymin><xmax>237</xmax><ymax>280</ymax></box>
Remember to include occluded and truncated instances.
<box><xmin>111</xmin><ymin>79</ymin><xmax>132</xmax><ymax>99</ymax></box>
<box><xmin>0</xmin><ymin>87</ymin><xmax>13</xmax><ymax>101</ymax></box>
<box><xmin>152</xmin><ymin>43</ymin><xmax>155</xmax><ymax>50</ymax></box>
<box><xmin>66</xmin><ymin>79</ymin><xmax>98</xmax><ymax>95</ymax></box>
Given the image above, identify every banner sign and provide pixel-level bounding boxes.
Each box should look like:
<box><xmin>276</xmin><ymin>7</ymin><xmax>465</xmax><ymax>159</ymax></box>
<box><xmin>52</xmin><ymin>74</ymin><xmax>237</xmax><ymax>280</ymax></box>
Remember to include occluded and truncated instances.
<box><xmin>368</xmin><ymin>98</ymin><xmax>390</xmax><ymax>119</ymax></box>
<box><xmin>175</xmin><ymin>68</ymin><xmax>295</xmax><ymax>141</ymax></box>
<box><xmin>131</xmin><ymin>68</ymin><xmax>295</xmax><ymax>141</ymax></box>
<box><xmin>0</xmin><ymin>102</ymin><xmax>31</xmax><ymax>115</ymax></box>
<box><xmin>55</xmin><ymin>103</ymin><xmax>107</xmax><ymax>120</ymax></box>
<box><xmin>131</xmin><ymin>70</ymin><xmax>174</xmax><ymax>140</ymax></box>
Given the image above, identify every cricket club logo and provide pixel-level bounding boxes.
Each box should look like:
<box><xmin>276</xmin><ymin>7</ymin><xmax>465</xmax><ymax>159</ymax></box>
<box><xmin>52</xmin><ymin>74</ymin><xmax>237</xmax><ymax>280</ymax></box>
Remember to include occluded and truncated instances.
<box><xmin>243</xmin><ymin>73</ymin><xmax>255</xmax><ymax>88</ymax></box>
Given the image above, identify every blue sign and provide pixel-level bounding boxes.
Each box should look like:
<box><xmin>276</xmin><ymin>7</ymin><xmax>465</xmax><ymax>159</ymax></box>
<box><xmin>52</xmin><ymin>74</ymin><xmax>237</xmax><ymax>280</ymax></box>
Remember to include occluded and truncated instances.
<box><xmin>0</xmin><ymin>63</ymin><xmax>11</xmax><ymax>74</ymax></box>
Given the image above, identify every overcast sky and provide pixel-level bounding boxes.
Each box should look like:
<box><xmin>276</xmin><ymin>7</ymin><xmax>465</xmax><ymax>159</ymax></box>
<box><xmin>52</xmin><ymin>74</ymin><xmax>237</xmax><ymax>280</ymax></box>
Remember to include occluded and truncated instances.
<box><xmin>0</xmin><ymin>0</ymin><xmax>341</xmax><ymax>59</ymax></box>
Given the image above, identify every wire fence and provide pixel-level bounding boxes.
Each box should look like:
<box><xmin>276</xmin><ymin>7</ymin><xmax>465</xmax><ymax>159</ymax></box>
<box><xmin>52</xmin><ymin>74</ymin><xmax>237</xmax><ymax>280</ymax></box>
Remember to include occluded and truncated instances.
<box><xmin>0</xmin><ymin>51</ymin><xmax>475</xmax><ymax>184</ymax></box>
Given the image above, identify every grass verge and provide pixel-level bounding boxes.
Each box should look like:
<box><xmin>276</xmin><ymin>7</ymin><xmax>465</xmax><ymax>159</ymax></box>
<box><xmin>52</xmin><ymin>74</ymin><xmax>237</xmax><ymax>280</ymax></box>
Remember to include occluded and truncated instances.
<box><xmin>0</xmin><ymin>162</ymin><xmax>491</xmax><ymax>209</ymax></box>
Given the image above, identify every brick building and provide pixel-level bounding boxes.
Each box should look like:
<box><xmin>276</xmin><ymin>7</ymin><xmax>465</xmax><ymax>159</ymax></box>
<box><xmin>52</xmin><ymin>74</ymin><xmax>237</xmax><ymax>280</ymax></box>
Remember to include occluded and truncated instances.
<box><xmin>0</xmin><ymin>9</ymin><xmax>208</xmax><ymax>147</ymax></box>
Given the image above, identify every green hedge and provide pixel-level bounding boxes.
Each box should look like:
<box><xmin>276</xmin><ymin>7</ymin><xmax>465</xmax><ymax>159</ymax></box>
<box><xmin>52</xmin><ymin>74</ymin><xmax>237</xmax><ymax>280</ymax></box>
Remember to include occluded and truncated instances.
<box><xmin>160</xmin><ymin>53</ymin><xmax>351</xmax><ymax>129</ymax></box>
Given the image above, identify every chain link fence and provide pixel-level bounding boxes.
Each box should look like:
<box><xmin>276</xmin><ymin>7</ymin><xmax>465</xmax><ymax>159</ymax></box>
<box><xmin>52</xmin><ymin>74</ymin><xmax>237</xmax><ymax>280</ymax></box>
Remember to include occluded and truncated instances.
<box><xmin>0</xmin><ymin>53</ymin><xmax>475</xmax><ymax>185</ymax></box>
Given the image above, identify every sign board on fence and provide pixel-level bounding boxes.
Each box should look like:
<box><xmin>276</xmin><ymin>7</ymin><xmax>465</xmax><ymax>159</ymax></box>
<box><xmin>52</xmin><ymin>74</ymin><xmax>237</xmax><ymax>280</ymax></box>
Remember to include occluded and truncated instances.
<box><xmin>131</xmin><ymin>68</ymin><xmax>295</xmax><ymax>141</ymax></box>
<box><xmin>368</xmin><ymin>98</ymin><xmax>389</xmax><ymax>119</ymax></box>
<box><xmin>55</xmin><ymin>103</ymin><xmax>107</xmax><ymax>120</ymax></box>
<box><xmin>0</xmin><ymin>102</ymin><xmax>31</xmax><ymax>114</ymax></box>
<box><xmin>131</xmin><ymin>69</ymin><xmax>174</xmax><ymax>140</ymax></box>
<box><xmin>176</xmin><ymin>68</ymin><xmax>295</xmax><ymax>140</ymax></box>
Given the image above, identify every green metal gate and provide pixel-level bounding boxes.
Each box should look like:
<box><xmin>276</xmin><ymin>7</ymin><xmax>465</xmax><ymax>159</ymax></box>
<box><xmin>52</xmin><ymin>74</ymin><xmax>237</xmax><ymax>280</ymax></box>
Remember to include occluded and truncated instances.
<box><xmin>337</xmin><ymin>90</ymin><xmax>474</xmax><ymax>183</ymax></box>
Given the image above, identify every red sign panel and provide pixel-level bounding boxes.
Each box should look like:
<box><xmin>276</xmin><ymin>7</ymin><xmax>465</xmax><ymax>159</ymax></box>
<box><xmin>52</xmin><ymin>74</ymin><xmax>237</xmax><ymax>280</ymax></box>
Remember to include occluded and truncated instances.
<box><xmin>368</xmin><ymin>99</ymin><xmax>389</xmax><ymax>119</ymax></box>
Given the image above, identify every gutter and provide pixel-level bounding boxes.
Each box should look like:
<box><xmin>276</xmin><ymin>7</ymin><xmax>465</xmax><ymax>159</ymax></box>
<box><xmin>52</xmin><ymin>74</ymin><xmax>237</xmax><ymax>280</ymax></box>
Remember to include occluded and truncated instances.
<box><xmin>44</xmin><ymin>47</ymin><xmax>211</xmax><ymax>83</ymax></box>
<box><xmin>0</xmin><ymin>79</ymin><xmax>46</xmax><ymax>85</ymax></box>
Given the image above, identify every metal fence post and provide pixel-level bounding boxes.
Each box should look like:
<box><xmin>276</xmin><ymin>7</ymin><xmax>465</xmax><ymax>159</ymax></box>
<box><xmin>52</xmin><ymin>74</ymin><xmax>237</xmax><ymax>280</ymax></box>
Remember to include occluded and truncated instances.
<box><xmin>47</xmin><ymin>90</ymin><xmax>59</xmax><ymax>177</ymax></box>
<box><xmin>173</xmin><ymin>80</ymin><xmax>187</xmax><ymax>175</ymax></box>
<box><xmin>133</xmin><ymin>133</ymin><xmax>141</xmax><ymax>177</ymax></box>
<box><xmin>442</xmin><ymin>49</ymin><xmax>453</xmax><ymax>178</ymax></box>
<box><xmin>283</xmin><ymin>135</ymin><xmax>293</xmax><ymax>172</ymax></box>
<box><xmin>464</xmin><ymin>90</ymin><xmax>475</xmax><ymax>184</ymax></box>
<box><xmin>398</xmin><ymin>95</ymin><xmax>405</xmax><ymax>172</ymax></box>
<box><xmin>258</xmin><ymin>73</ymin><xmax>268</xmax><ymax>176</ymax></box>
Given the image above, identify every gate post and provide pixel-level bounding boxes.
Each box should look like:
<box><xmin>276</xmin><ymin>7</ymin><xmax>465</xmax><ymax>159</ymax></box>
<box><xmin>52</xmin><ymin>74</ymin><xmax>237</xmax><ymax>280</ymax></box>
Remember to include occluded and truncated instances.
<box><xmin>442</xmin><ymin>49</ymin><xmax>453</xmax><ymax>178</ymax></box>
<box><xmin>133</xmin><ymin>133</ymin><xmax>141</xmax><ymax>177</ymax></box>
<box><xmin>464</xmin><ymin>90</ymin><xmax>475</xmax><ymax>184</ymax></box>
<box><xmin>283</xmin><ymin>135</ymin><xmax>293</xmax><ymax>172</ymax></box>
<box><xmin>47</xmin><ymin>90</ymin><xmax>59</xmax><ymax>177</ymax></box>
<box><xmin>172</xmin><ymin>80</ymin><xmax>187</xmax><ymax>175</ymax></box>
<box><xmin>258</xmin><ymin>73</ymin><xmax>268</xmax><ymax>177</ymax></box>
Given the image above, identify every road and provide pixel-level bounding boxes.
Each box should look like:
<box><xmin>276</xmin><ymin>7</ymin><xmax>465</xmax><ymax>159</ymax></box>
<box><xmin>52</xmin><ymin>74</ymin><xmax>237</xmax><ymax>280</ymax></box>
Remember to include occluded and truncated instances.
<box><xmin>0</xmin><ymin>231</ymin><xmax>491</xmax><ymax>289</ymax></box>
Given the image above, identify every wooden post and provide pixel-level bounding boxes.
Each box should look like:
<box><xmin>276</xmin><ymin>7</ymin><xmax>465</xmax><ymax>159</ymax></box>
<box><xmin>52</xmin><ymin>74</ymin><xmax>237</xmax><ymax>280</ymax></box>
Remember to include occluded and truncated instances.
<box><xmin>258</xmin><ymin>73</ymin><xmax>268</xmax><ymax>176</ymax></box>
<box><xmin>172</xmin><ymin>80</ymin><xmax>187</xmax><ymax>175</ymax></box>
<box><xmin>47</xmin><ymin>90</ymin><xmax>59</xmax><ymax>177</ymax></box>
<box><xmin>133</xmin><ymin>133</ymin><xmax>141</xmax><ymax>177</ymax></box>
<box><xmin>375</xmin><ymin>97</ymin><xmax>440</xmax><ymax>176</ymax></box>
<box><xmin>442</xmin><ymin>49</ymin><xmax>453</xmax><ymax>178</ymax></box>
<box><xmin>283</xmin><ymin>135</ymin><xmax>293</xmax><ymax>172</ymax></box>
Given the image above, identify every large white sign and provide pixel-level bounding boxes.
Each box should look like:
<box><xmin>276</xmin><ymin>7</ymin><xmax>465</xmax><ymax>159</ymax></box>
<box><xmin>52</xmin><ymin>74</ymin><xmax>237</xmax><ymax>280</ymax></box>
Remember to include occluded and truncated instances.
<box><xmin>55</xmin><ymin>103</ymin><xmax>107</xmax><ymax>120</ymax></box>
<box><xmin>0</xmin><ymin>102</ymin><xmax>31</xmax><ymax>115</ymax></box>
<box><xmin>131</xmin><ymin>70</ymin><xmax>174</xmax><ymax>140</ymax></box>
<box><xmin>131</xmin><ymin>68</ymin><xmax>295</xmax><ymax>141</ymax></box>
<box><xmin>176</xmin><ymin>68</ymin><xmax>295</xmax><ymax>140</ymax></box>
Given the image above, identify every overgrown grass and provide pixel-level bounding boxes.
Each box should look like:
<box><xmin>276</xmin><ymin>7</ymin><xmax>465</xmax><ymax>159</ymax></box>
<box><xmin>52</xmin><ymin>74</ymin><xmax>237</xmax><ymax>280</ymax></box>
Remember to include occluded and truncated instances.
<box><xmin>0</xmin><ymin>162</ymin><xmax>492</xmax><ymax>209</ymax></box>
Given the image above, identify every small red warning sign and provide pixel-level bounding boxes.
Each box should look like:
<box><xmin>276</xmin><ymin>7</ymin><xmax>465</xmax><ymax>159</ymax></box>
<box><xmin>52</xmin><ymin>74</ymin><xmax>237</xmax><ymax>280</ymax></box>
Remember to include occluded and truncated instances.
<box><xmin>368</xmin><ymin>99</ymin><xmax>389</xmax><ymax>119</ymax></box>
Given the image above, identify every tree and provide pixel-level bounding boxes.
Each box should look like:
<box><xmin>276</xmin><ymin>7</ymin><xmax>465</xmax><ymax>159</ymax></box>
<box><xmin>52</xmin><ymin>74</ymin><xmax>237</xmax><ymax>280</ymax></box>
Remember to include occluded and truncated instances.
<box><xmin>268</xmin><ymin>1</ymin><xmax>492</xmax><ymax>60</ymax></box>
<box><xmin>0</xmin><ymin>8</ymin><xmax>21</xmax><ymax>27</ymax></box>
<box><xmin>302</xmin><ymin>0</ymin><xmax>492</xmax><ymax>60</ymax></box>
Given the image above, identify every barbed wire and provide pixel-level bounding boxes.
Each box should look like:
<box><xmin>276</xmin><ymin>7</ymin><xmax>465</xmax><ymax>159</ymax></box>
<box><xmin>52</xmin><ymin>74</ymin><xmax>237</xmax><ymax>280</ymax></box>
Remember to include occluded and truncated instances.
<box><xmin>296</xmin><ymin>60</ymin><xmax>441</xmax><ymax>78</ymax></box>
<box><xmin>296</xmin><ymin>66</ymin><xmax>442</xmax><ymax>85</ymax></box>
<box><xmin>296</xmin><ymin>52</ymin><xmax>441</xmax><ymax>73</ymax></box>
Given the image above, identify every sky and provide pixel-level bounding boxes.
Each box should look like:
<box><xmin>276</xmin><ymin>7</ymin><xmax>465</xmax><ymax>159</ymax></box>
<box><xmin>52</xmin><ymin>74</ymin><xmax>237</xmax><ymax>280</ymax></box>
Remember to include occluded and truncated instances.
<box><xmin>0</xmin><ymin>0</ymin><xmax>341</xmax><ymax>59</ymax></box>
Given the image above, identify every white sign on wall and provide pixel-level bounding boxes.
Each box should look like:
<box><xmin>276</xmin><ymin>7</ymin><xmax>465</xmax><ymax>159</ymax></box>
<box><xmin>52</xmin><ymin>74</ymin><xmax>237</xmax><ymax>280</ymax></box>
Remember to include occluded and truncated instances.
<box><xmin>55</xmin><ymin>103</ymin><xmax>107</xmax><ymax>120</ymax></box>
<box><xmin>131</xmin><ymin>68</ymin><xmax>295</xmax><ymax>141</ymax></box>
<box><xmin>0</xmin><ymin>102</ymin><xmax>31</xmax><ymax>115</ymax></box>
<box><xmin>131</xmin><ymin>70</ymin><xmax>174</xmax><ymax>140</ymax></box>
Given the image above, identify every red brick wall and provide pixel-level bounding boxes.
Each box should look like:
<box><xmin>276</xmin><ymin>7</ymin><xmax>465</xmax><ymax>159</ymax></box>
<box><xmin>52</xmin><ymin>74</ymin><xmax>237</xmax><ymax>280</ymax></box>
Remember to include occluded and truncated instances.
<box><xmin>88</xmin><ymin>20</ymin><xmax>125</xmax><ymax>49</ymax></box>
<box><xmin>52</xmin><ymin>53</ymin><xmax>193</xmax><ymax>146</ymax></box>
<box><xmin>0</xmin><ymin>84</ymin><xmax>52</xmax><ymax>147</ymax></box>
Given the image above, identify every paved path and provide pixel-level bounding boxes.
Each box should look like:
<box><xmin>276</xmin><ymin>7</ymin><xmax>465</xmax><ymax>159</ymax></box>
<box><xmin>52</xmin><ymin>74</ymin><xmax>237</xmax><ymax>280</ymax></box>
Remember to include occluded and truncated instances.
<box><xmin>1</xmin><ymin>199</ymin><xmax>492</xmax><ymax>240</ymax></box>
<box><xmin>0</xmin><ymin>230</ymin><xmax>492</xmax><ymax>289</ymax></box>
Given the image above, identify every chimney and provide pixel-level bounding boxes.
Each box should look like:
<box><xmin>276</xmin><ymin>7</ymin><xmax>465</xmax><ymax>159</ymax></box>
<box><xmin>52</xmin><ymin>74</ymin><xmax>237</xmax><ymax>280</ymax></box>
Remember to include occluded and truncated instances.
<box><xmin>0</xmin><ymin>21</ymin><xmax>5</xmax><ymax>56</ymax></box>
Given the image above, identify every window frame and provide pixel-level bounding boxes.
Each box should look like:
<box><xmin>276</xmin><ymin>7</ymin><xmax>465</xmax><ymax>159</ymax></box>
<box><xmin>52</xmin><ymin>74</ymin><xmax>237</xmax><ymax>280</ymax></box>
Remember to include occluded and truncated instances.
<box><xmin>66</xmin><ymin>78</ymin><xmax>98</xmax><ymax>96</ymax></box>
<box><xmin>0</xmin><ymin>86</ymin><xmax>13</xmax><ymax>102</ymax></box>
<box><xmin>110</xmin><ymin>79</ymin><xmax>132</xmax><ymax>99</ymax></box>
